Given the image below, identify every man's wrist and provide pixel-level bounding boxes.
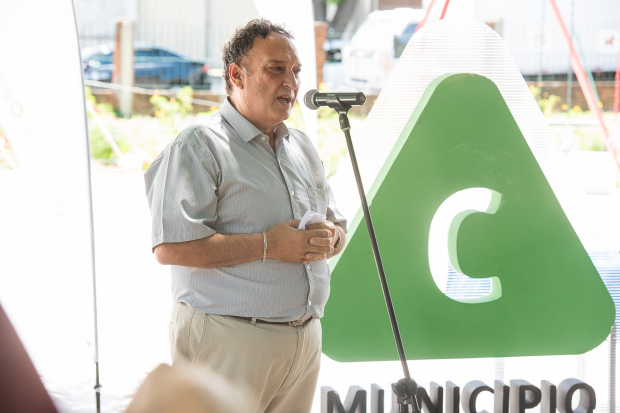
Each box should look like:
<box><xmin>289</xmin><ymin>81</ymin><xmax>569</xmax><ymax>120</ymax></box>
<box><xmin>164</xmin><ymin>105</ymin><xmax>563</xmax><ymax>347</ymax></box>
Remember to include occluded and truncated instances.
<box><xmin>260</xmin><ymin>231</ymin><xmax>267</xmax><ymax>264</ymax></box>
<box><xmin>258</xmin><ymin>231</ymin><xmax>269</xmax><ymax>261</ymax></box>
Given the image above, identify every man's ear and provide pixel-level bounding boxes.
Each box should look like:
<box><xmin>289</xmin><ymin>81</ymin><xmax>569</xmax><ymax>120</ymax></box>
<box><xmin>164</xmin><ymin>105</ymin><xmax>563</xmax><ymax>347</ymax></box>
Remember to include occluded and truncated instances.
<box><xmin>229</xmin><ymin>63</ymin><xmax>244</xmax><ymax>90</ymax></box>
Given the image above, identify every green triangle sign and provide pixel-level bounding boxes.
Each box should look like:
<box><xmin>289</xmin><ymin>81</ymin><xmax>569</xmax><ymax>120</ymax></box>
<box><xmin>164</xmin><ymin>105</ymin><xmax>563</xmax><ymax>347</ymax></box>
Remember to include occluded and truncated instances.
<box><xmin>324</xmin><ymin>73</ymin><xmax>615</xmax><ymax>361</ymax></box>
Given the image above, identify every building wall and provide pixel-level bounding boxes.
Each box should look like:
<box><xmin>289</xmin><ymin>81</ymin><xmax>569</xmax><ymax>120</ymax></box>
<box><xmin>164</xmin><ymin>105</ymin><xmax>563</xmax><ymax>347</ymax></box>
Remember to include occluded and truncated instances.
<box><xmin>75</xmin><ymin>0</ymin><xmax>260</xmax><ymax>64</ymax></box>
<box><xmin>137</xmin><ymin>0</ymin><xmax>208</xmax><ymax>61</ymax></box>
<box><xmin>474</xmin><ymin>0</ymin><xmax>620</xmax><ymax>76</ymax></box>
<box><xmin>206</xmin><ymin>0</ymin><xmax>260</xmax><ymax>67</ymax></box>
<box><xmin>135</xmin><ymin>0</ymin><xmax>259</xmax><ymax>65</ymax></box>
<box><xmin>379</xmin><ymin>0</ymin><xmax>422</xmax><ymax>10</ymax></box>
<box><xmin>73</xmin><ymin>0</ymin><xmax>138</xmax><ymax>47</ymax></box>
<box><xmin>77</xmin><ymin>0</ymin><xmax>318</xmax><ymax>91</ymax></box>
<box><xmin>342</xmin><ymin>0</ymin><xmax>374</xmax><ymax>39</ymax></box>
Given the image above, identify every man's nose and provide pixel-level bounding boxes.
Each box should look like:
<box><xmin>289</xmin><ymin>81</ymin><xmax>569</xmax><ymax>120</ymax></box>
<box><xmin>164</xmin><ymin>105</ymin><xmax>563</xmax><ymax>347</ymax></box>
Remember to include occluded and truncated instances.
<box><xmin>283</xmin><ymin>69</ymin><xmax>300</xmax><ymax>90</ymax></box>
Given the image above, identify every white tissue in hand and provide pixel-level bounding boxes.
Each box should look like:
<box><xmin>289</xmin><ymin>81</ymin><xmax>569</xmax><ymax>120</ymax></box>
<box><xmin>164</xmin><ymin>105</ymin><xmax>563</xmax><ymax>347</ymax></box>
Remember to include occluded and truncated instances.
<box><xmin>298</xmin><ymin>211</ymin><xmax>326</xmax><ymax>230</ymax></box>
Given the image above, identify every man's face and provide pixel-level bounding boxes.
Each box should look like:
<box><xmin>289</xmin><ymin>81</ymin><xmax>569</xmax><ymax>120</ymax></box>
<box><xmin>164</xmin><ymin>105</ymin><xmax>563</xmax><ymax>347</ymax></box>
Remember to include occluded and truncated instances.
<box><xmin>236</xmin><ymin>33</ymin><xmax>302</xmax><ymax>127</ymax></box>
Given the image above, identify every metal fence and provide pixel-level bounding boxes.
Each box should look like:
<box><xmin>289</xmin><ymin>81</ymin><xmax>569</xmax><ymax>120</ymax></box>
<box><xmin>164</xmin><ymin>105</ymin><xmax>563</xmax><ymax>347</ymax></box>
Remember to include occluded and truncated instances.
<box><xmin>77</xmin><ymin>22</ymin><xmax>233</xmax><ymax>91</ymax></box>
<box><xmin>75</xmin><ymin>18</ymin><xmax>619</xmax><ymax>96</ymax></box>
<box><xmin>507</xmin><ymin>20</ymin><xmax>619</xmax><ymax>81</ymax></box>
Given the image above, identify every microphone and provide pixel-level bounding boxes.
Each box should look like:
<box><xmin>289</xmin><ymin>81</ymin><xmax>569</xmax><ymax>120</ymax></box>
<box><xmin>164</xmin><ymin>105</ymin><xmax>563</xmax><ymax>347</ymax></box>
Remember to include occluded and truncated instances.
<box><xmin>303</xmin><ymin>89</ymin><xmax>367</xmax><ymax>110</ymax></box>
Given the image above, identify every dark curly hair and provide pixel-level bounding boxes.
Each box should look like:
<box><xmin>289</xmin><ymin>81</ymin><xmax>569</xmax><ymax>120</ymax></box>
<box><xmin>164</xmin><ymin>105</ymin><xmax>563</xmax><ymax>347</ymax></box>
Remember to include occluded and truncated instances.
<box><xmin>221</xmin><ymin>18</ymin><xmax>294</xmax><ymax>95</ymax></box>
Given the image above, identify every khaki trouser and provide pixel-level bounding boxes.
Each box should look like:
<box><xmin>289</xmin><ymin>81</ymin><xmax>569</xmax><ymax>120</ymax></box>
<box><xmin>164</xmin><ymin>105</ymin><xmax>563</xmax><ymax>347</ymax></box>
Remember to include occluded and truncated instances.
<box><xmin>169</xmin><ymin>302</ymin><xmax>322</xmax><ymax>413</ymax></box>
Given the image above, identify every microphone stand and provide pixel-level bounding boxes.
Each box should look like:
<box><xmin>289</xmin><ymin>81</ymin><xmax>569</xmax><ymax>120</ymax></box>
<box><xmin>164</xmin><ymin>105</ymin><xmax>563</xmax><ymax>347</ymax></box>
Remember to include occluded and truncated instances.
<box><xmin>325</xmin><ymin>94</ymin><xmax>420</xmax><ymax>413</ymax></box>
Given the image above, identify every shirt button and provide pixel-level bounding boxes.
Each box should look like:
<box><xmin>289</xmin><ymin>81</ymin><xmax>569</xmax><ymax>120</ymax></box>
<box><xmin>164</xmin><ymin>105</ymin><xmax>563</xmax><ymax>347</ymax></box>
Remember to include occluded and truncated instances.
<box><xmin>306</xmin><ymin>264</ymin><xmax>310</xmax><ymax>269</ymax></box>
<box><xmin>291</xmin><ymin>191</ymin><xmax>295</xmax><ymax>196</ymax></box>
<box><xmin>261</xmin><ymin>136</ymin><xmax>266</xmax><ymax>141</ymax></box>
<box><xmin>308</xmin><ymin>300</ymin><xmax>312</xmax><ymax>306</ymax></box>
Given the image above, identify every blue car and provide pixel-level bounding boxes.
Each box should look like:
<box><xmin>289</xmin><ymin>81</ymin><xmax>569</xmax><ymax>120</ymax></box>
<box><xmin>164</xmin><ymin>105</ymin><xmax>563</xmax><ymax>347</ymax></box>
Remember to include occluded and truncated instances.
<box><xmin>81</xmin><ymin>42</ymin><xmax>211</xmax><ymax>88</ymax></box>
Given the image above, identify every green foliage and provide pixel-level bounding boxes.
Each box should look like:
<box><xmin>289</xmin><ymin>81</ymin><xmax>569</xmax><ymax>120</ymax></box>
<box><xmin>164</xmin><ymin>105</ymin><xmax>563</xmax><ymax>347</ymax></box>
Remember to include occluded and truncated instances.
<box><xmin>283</xmin><ymin>103</ymin><xmax>352</xmax><ymax>179</ymax></box>
<box><xmin>82</xmin><ymin>84</ymin><xmax>357</xmax><ymax>173</ymax></box>
<box><xmin>87</xmin><ymin>123</ymin><xmax>131</xmax><ymax>161</ymax></box>
<box><xmin>85</xmin><ymin>86</ymin><xmax>96</xmax><ymax>105</ymax></box>
<box><xmin>85</xmin><ymin>87</ymin><xmax>120</xmax><ymax>117</ymax></box>
<box><xmin>283</xmin><ymin>103</ymin><xmax>306</xmax><ymax>130</ymax></box>
<box><xmin>147</xmin><ymin>86</ymin><xmax>217</xmax><ymax>138</ymax></box>
<box><xmin>85</xmin><ymin>87</ymin><xmax>131</xmax><ymax>161</ymax></box>
<box><xmin>150</xmin><ymin>86</ymin><xmax>194</xmax><ymax>119</ymax></box>
<box><xmin>317</xmin><ymin>108</ymin><xmax>347</xmax><ymax>178</ymax></box>
<box><xmin>572</xmin><ymin>128</ymin><xmax>606</xmax><ymax>152</ymax></box>
<box><xmin>539</xmin><ymin>95</ymin><xmax>560</xmax><ymax>117</ymax></box>
<box><xmin>529</xmin><ymin>86</ymin><xmax>560</xmax><ymax>117</ymax></box>
<box><xmin>318</xmin><ymin>133</ymin><xmax>348</xmax><ymax>179</ymax></box>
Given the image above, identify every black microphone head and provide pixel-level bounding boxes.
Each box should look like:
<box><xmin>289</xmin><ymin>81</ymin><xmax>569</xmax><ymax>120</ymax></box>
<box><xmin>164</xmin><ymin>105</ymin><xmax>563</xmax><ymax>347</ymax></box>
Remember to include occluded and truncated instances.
<box><xmin>355</xmin><ymin>92</ymin><xmax>367</xmax><ymax>106</ymax></box>
<box><xmin>303</xmin><ymin>89</ymin><xmax>320</xmax><ymax>110</ymax></box>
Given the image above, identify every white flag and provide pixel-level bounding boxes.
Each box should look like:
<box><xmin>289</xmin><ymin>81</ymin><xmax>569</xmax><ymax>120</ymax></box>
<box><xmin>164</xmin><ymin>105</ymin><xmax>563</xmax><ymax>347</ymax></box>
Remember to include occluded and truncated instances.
<box><xmin>0</xmin><ymin>0</ymin><xmax>98</xmax><ymax>364</ymax></box>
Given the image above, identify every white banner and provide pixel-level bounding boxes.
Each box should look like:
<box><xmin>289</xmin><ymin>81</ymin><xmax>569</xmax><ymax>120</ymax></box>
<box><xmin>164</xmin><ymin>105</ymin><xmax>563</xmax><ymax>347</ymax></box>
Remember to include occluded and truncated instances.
<box><xmin>0</xmin><ymin>0</ymin><xmax>98</xmax><ymax>366</ymax></box>
<box><xmin>253</xmin><ymin>0</ymin><xmax>319</xmax><ymax>146</ymax></box>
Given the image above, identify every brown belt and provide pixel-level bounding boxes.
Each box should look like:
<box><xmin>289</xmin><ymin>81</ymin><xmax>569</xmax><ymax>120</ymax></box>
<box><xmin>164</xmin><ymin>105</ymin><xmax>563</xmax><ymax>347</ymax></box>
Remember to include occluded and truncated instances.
<box><xmin>228</xmin><ymin>315</ymin><xmax>312</xmax><ymax>327</ymax></box>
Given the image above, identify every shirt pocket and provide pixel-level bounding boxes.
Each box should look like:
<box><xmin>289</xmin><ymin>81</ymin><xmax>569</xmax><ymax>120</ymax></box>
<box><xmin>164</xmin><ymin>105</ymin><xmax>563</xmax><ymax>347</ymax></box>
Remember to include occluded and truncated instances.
<box><xmin>306</xmin><ymin>188</ymin><xmax>329</xmax><ymax>215</ymax></box>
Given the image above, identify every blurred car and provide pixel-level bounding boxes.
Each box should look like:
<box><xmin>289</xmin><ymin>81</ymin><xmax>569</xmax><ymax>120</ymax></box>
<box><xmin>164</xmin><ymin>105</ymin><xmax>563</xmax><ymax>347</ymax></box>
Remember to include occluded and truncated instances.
<box><xmin>394</xmin><ymin>21</ymin><xmax>419</xmax><ymax>58</ymax></box>
<box><xmin>81</xmin><ymin>42</ymin><xmax>211</xmax><ymax>88</ymax></box>
<box><xmin>324</xmin><ymin>39</ymin><xmax>349</xmax><ymax>63</ymax></box>
<box><xmin>342</xmin><ymin>8</ymin><xmax>426</xmax><ymax>93</ymax></box>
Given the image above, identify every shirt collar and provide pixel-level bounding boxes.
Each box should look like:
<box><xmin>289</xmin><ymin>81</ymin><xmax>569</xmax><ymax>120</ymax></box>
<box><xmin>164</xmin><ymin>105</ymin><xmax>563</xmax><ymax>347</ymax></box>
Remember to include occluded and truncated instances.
<box><xmin>220</xmin><ymin>97</ymin><xmax>290</xmax><ymax>143</ymax></box>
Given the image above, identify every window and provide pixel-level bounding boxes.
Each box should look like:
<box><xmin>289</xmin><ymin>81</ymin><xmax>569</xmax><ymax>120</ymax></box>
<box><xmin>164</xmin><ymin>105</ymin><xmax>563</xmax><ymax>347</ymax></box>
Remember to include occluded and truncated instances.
<box><xmin>395</xmin><ymin>23</ymin><xmax>417</xmax><ymax>57</ymax></box>
<box><xmin>89</xmin><ymin>52</ymin><xmax>113</xmax><ymax>64</ymax></box>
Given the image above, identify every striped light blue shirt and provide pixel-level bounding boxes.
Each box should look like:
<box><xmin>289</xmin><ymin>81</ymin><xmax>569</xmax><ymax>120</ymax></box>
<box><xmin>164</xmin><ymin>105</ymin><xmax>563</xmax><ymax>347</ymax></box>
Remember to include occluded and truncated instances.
<box><xmin>144</xmin><ymin>98</ymin><xmax>347</xmax><ymax>322</ymax></box>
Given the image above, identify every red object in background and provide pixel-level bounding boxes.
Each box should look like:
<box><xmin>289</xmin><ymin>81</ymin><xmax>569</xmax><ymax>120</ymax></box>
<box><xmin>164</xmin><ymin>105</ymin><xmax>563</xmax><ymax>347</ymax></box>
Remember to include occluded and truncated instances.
<box><xmin>548</xmin><ymin>0</ymin><xmax>620</xmax><ymax>171</ymax></box>
<box><xmin>614</xmin><ymin>35</ymin><xmax>620</xmax><ymax>120</ymax></box>
<box><xmin>414</xmin><ymin>0</ymin><xmax>438</xmax><ymax>34</ymax></box>
<box><xmin>0</xmin><ymin>303</ymin><xmax>58</xmax><ymax>413</ymax></box>
<box><xmin>414</xmin><ymin>0</ymin><xmax>450</xmax><ymax>34</ymax></box>
<box><xmin>439</xmin><ymin>0</ymin><xmax>451</xmax><ymax>19</ymax></box>
<box><xmin>201</xmin><ymin>64</ymin><xmax>209</xmax><ymax>73</ymax></box>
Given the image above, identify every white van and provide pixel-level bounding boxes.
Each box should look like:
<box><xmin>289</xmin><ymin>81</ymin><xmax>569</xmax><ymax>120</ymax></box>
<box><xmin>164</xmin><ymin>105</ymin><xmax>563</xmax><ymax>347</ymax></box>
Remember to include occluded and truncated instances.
<box><xmin>342</xmin><ymin>8</ymin><xmax>427</xmax><ymax>93</ymax></box>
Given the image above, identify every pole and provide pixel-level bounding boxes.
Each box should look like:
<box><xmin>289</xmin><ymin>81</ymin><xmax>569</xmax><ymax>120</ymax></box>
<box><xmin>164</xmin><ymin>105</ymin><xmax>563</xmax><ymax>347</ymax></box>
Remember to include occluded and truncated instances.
<box><xmin>71</xmin><ymin>1</ymin><xmax>102</xmax><ymax>410</ymax></box>
<box><xmin>113</xmin><ymin>20</ymin><xmax>134</xmax><ymax>118</ymax></box>
<box><xmin>414</xmin><ymin>0</ymin><xmax>438</xmax><ymax>34</ymax></box>
<box><xmin>536</xmin><ymin>0</ymin><xmax>546</xmax><ymax>103</ymax></box>
<box><xmin>548</xmin><ymin>0</ymin><xmax>620</xmax><ymax>171</ymax></box>
<box><xmin>574</xmin><ymin>32</ymin><xmax>602</xmax><ymax>104</ymax></box>
<box><xmin>95</xmin><ymin>361</ymin><xmax>102</xmax><ymax>413</ymax></box>
<box><xmin>338</xmin><ymin>111</ymin><xmax>411</xmax><ymax>381</ymax></box>
<box><xmin>611</xmin><ymin>323</ymin><xmax>617</xmax><ymax>413</ymax></box>
<box><xmin>565</xmin><ymin>0</ymin><xmax>574</xmax><ymax>121</ymax></box>
<box><xmin>339</xmin><ymin>112</ymin><xmax>419</xmax><ymax>411</ymax></box>
<box><xmin>439</xmin><ymin>0</ymin><xmax>451</xmax><ymax>20</ymax></box>
<box><xmin>614</xmin><ymin>41</ymin><xmax>620</xmax><ymax>121</ymax></box>
<box><xmin>314</xmin><ymin>89</ymin><xmax>418</xmax><ymax>410</ymax></box>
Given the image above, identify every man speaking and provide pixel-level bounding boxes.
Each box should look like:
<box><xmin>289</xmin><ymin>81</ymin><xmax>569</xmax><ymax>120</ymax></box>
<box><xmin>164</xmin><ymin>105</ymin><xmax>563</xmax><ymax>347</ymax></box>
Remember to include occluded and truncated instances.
<box><xmin>144</xmin><ymin>19</ymin><xmax>347</xmax><ymax>412</ymax></box>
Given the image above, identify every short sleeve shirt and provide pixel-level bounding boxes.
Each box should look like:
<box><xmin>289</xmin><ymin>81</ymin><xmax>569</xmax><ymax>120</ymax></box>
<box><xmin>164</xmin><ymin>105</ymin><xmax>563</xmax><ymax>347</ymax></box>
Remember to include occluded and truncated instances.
<box><xmin>144</xmin><ymin>98</ymin><xmax>347</xmax><ymax>322</ymax></box>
